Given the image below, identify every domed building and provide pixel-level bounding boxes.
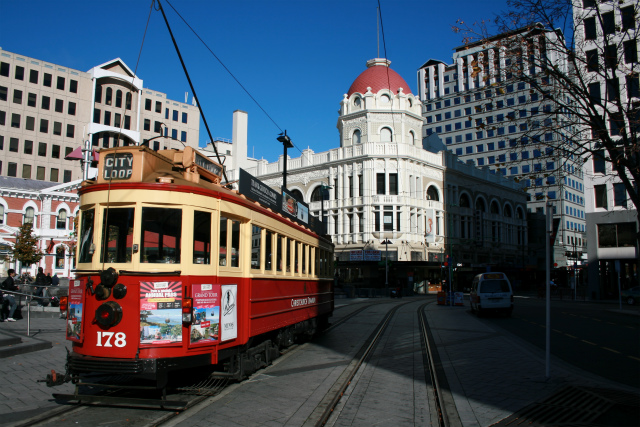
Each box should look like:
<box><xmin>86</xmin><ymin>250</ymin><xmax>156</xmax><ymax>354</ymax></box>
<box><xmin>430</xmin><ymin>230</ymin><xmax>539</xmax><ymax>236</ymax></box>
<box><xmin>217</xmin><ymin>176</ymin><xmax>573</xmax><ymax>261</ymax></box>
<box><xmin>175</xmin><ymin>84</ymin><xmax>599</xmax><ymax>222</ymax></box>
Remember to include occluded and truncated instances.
<box><xmin>237</xmin><ymin>58</ymin><xmax>528</xmax><ymax>294</ymax></box>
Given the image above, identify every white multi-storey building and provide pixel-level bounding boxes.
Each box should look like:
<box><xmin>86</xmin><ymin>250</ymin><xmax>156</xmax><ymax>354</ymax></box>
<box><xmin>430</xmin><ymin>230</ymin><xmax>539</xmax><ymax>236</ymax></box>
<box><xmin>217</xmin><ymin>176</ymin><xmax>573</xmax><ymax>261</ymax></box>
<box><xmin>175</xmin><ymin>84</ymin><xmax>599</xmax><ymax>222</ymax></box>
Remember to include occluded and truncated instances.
<box><xmin>572</xmin><ymin>0</ymin><xmax>639</xmax><ymax>298</ymax></box>
<box><xmin>0</xmin><ymin>48</ymin><xmax>200</xmax><ymax>183</ymax></box>
<box><xmin>417</xmin><ymin>26</ymin><xmax>587</xmax><ymax>271</ymax></box>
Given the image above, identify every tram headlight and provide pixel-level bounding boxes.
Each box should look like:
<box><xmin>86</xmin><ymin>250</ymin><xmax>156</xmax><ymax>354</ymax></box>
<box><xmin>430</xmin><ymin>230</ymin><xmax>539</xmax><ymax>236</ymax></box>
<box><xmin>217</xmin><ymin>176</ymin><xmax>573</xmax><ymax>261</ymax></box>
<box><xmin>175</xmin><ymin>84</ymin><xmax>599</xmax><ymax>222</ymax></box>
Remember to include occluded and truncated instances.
<box><xmin>182</xmin><ymin>298</ymin><xmax>193</xmax><ymax>324</ymax></box>
<box><xmin>95</xmin><ymin>301</ymin><xmax>123</xmax><ymax>328</ymax></box>
<box><xmin>100</xmin><ymin>267</ymin><xmax>119</xmax><ymax>288</ymax></box>
<box><xmin>113</xmin><ymin>283</ymin><xmax>127</xmax><ymax>299</ymax></box>
<box><xmin>94</xmin><ymin>284</ymin><xmax>111</xmax><ymax>300</ymax></box>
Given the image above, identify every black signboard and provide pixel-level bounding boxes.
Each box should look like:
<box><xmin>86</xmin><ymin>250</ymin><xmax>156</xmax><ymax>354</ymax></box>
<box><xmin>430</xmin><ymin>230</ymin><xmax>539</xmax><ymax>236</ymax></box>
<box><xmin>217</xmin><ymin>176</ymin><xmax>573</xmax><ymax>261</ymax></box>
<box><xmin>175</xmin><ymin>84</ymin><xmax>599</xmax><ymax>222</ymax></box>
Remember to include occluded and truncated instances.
<box><xmin>239</xmin><ymin>169</ymin><xmax>280</xmax><ymax>210</ymax></box>
<box><xmin>103</xmin><ymin>153</ymin><xmax>133</xmax><ymax>180</ymax></box>
<box><xmin>239</xmin><ymin>169</ymin><xmax>323</xmax><ymax>235</ymax></box>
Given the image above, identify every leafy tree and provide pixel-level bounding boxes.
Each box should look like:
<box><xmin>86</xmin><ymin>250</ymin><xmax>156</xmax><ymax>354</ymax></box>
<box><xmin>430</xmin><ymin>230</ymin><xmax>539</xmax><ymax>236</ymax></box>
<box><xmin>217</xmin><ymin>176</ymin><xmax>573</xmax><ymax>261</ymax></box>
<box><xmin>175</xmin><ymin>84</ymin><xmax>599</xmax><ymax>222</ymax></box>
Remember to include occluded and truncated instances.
<box><xmin>10</xmin><ymin>223</ymin><xmax>44</xmax><ymax>269</ymax></box>
<box><xmin>452</xmin><ymin>0</ymin><xmax>640</xmax><ymax>248</ymax></box>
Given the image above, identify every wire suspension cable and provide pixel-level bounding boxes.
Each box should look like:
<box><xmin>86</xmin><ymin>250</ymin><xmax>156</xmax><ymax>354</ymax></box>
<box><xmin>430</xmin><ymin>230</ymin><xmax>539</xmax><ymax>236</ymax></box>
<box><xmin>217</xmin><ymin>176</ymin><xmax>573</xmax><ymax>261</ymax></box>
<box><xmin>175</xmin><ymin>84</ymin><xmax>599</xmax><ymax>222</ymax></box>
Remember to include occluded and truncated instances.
<box><xmin>155</xmin><ymin>0</ymin><xmax>230</xmax><ymax>184</ymax></box>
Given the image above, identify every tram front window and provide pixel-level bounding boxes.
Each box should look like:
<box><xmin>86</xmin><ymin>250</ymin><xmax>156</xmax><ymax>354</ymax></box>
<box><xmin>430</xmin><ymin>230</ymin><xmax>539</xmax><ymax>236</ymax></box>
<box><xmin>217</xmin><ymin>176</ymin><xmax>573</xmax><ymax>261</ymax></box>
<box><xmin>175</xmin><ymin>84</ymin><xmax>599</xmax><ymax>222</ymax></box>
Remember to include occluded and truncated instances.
<box><xmin>141</xmin><ymin>207</ymin><xmax>182</xmax><ymax>263</ymax></box>
<box><xmin>79</xmin><ymin>208</ymin><xmax>95</xmax><ymax>263</ymax></box>
<box><xmin>100</xmin><ymin>208</ymin><xmax>134</xmax><ymax>263</ymax></box>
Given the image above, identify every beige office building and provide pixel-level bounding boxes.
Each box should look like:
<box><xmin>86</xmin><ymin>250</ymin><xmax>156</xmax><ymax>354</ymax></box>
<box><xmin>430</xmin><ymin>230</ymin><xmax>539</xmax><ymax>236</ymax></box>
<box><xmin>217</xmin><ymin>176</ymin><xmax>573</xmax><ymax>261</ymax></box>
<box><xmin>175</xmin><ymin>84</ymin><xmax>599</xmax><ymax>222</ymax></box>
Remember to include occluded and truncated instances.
<box><xmin>0</xmin><ymin>48</ymin><xmax>200</xmax><ymax>183</ymax></box>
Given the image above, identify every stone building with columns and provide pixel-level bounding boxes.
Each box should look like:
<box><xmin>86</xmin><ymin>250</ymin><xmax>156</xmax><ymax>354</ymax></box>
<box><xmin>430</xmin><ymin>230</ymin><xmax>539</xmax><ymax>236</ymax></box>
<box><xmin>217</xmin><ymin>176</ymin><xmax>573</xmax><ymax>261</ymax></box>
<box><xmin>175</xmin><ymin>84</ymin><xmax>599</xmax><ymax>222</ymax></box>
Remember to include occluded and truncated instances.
<box><xmin>236</xmin><ymin>58</ymin><xmax>529</xmax><ymax>292</ymax></box>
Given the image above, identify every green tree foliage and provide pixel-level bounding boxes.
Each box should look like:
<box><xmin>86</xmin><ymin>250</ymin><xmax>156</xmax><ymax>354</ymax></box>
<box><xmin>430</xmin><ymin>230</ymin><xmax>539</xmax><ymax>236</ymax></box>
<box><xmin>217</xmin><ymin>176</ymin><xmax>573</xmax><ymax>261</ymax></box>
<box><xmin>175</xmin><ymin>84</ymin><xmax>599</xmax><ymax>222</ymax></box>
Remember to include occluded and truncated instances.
<box><xmin>10</xmin><ymin>223</ymin><xmax>44</xmax><ymax>267</ymax></box>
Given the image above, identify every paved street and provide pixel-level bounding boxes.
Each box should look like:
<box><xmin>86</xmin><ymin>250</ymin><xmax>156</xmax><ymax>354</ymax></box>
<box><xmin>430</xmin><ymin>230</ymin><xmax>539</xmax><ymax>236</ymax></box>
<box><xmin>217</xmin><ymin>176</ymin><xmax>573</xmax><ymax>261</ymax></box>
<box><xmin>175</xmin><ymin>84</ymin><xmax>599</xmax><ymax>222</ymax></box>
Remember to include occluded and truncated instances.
<box><xmin>0</xmin><ymin>296</ymin><xmax>638</xmax><ymax>427</ymax></box>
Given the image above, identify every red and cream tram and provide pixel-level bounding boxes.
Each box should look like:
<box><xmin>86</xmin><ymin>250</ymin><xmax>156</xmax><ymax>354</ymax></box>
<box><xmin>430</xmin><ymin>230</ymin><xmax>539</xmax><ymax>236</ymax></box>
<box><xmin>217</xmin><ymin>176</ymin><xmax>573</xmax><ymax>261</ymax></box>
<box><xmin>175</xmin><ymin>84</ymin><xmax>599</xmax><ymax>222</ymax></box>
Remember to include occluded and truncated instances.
<box><xmin>51</xmin><ymin>145</ymin><xmax>334</xmax><ymax>397</ymax></box>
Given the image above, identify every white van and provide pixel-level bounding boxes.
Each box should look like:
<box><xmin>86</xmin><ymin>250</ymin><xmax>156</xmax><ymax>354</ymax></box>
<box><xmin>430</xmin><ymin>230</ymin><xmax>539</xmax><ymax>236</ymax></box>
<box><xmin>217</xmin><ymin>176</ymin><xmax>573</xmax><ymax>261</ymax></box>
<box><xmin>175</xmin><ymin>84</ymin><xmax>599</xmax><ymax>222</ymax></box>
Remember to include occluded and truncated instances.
<box><xmin>469</xmin><ymin>272</ymin><xmax>513</xmax><ymax>317</ymax></box>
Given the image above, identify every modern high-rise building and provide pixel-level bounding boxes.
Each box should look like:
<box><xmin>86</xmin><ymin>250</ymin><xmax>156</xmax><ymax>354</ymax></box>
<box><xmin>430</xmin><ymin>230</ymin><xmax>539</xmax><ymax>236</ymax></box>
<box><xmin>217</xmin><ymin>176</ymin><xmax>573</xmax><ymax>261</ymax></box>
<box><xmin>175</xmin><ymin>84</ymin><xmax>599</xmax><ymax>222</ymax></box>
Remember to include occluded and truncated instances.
<box><xmin>0</xmin><ymin>48</ymin><xmax>200</xmax><ymax>183</ymax></box>
<box><xmin>417</xmin><ymin>26</ymin><xmax>586</xmax><ymax>270</ymax></box>
<box><xmin>572</xmin><ymin>0</ymin><xmax>639</xmax><ymax>298</ymax></box>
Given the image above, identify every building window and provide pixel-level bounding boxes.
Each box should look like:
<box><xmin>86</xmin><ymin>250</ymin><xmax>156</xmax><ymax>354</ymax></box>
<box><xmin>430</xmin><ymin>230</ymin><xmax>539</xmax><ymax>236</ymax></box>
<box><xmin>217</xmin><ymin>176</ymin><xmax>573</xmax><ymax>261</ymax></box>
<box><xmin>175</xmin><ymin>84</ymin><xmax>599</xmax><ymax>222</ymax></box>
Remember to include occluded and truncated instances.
<box><xmin>622</xmin><ymin>6</ymin><xmax>636</xmax><ymax>30</ymax></box>
<box><xmin>377</xmin><ymin>173</ymin><xmax>386</xmax><ymax>195</ymax></box>
<box><xmin>613</xmin><ymin>183</ymin><xmax>627</xmax><ymax>206</ymax></box>
<box><xmin>24</xmin><ymin>207</ymin><xmax>35</xmax><ymax>224</ymax></box>
<box><xmin>604</xmin><ymin>45</ymin><xmax>618</xmax><ymax>69</ymax></box>
<box><xmin>57</xmin><ymin>210</ymin><xmax>67</xmax><ymax>230</ymax></box>
<box><xmin>36</xmin><ymin>166</ymin><xmax>45</xmax><ymax>180</ymax></box>
<box><xmin>68</xmin><ymin>102</ymin><xmax>76</xmax><ymax>116</ymax></box>
<box><xmin>40</xmin><ymin>118</ymin><xmax>48</xmax><ymax>133</ymax></box>
<box><xmin>9</xmin><ymin>138</ymin><xmax>19</xmax><ymax>152</ymax></box>
<box><xmin>63</xmin><ymin>170</ymin><xmax>72</xmax><ymax>183</ymax></box>
<box><xmin>53</xmin><ymin>122</ymin><xmax>62</xmax><ymax>136</ymax></box>
<box><xmin>24</xmin><ymin>140</ymin><xmax>33</xmax><ymax>155</ymax></box>
<box><xmin>22</xmin><ymin>164</ymin><xmax>31</xmax><ymax>179</ymax></box>
<box><xmin>104</xmin><ymin>110</ymin><xmax>111</xmax><ymax>126</ymax></box>
<box><xmin>29</xmin><ymin>69</ymin><xmax>38</xmax><ymax>84</ymax></box>
<box><xmin>67</xmin><ymin>124</ymin><xmax>75</xmax><ymax>138</ymax></box>
<box><xmin>126</xmin><ymin>92</ymin><xmax>132</xmax><ymax>110</ymax></box>
<box><xmin>594</xmin><ymin>184</ymin><xmax>608</xmax><ymax>208</ymax></box>
<box><xmin>93</xmin><ymin>108</ymin><xmax>101</xmax><ymax>123</ymax></box>
<box><xmin>624</xmin><ymin>40</ymin><xmax>637</xmax><ymax>64</ymax></box>
<box><xmin>584</xmin><ymin>17</ymin><xmax>596</xmax><ymax>40</ymax></box>
<box><xmin>155</xmin><ymin>101</ymin><xmax>162</xmax><ymax>113</ymax></box>
<box><xmin>7</xmin><ymin>162</ymin><xmax>17</xmax><ymax>177</ymax></box>
<box><xmin>38</xmin><ymin>142</ymin><xmax>47</xmax><ymax>156</ymax></box>
<box><xmin>50</xmin><ymin>168</ymin><xmax>59</xmax><ymax>182</ymax></box>
<box><xmin>11</xmin><ymin>113</ymin><xmax>20</xmax><ymax>128</ymax></box>
<box><xmin>389</xmin><ymin>173</ymin><xmax>398</xmax><ymax>195</ymax></box>
<box><xmin>598</xmin><ymin>223</ymin><xmax>636</xmax><ymax>247</ymax></box>
<box><xmin>43</xmin><ymin>73</ymin><xmax>52</xmax><ymax>87</ymax></box>
<box><xmin>70</xmin><ymin>79</ymin><xmax>78</xmax><ymax>93</ymax></box>
<box><xmin>182</xmin><ymin>112</ymin><xmax>188</xmax><ymax>123</ymax></box>
<box><xmin>56</xmin><ymin>76</ymin><xmax>65</xmax><ymax>90</ymax></box>
<box><xmin>586</xmin><ymin>49</ymin><xmax>598</xmax><ymax>72</ymax></box>
<box><xmin>145</xmin><ymin>98</ymin><xmax>152</xmax><ymax>111</ymax></box>
<box><xmin>602</xmin><ymin>11</ymin><xmax>615</xmax><ymax>35</ymax></box>
<box><xmin>13</xmin><ymin>89</ymin><xmax>22</xmax><ymax>104</ymax></box>
<box><xmin>115</xmin><ymin>90</ymin><xmax>122</xmax><ymax>108</ymax></box>
<box><xmin>181</xmin><ymin>131</ymin><xmax>187</xmax><ymax>142</ymax></box>
<box><xmin>52</xmin><ymin>144</ymin><xmax>60</xmax><ymax>159</ymax></box>
<box><xmin>105</xmin><ymin>87</ymin><xmax>112</xmax><ymax>105</ymax></box>
<box><xmin>26</xmin><ymin>116</ymin><xmax>35</xmax><ymax>131</ymax></box>
<box><xmin>144</xmin><ymin>119</ymin><xmax>151</xmax><ymax>131</ymax></box>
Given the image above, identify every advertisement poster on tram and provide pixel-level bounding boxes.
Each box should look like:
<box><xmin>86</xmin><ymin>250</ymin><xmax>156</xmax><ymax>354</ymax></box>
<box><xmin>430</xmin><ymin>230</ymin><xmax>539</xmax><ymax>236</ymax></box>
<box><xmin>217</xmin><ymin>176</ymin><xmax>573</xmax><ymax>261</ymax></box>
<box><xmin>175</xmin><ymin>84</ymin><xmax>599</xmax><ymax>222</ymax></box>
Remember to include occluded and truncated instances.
<box><xmin>140</xmin><ymin>281</ymin><xmax>183</xmax><ymax>345</ymax></box>
<box><xmin>190</xmin><ymin>284</ymin><xmax>221</xmax><ymax>345</ymax></box>
<box><xmin>66</xmin><ymin>279</ymin><xmax>84</xmax><ymax>341</ymax></box>
<box><xmin>220</xmin><ymin>284</ymin><xmax>238</xmax><ymax>341</ymax></box>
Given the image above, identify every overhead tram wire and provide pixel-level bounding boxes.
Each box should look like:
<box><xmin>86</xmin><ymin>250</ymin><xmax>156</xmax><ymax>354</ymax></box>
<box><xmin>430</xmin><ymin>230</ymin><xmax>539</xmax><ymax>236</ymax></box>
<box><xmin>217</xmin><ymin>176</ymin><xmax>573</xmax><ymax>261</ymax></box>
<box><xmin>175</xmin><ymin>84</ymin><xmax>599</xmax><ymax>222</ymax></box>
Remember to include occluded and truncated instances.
<box><xmin>162</xmin><ymin>0</ymin><xmax>318</xmax><ymax>167</ymax></box>
<box><xmin>101</xmin><ymin>0</ymin><xmax>156</xmax><ymax>272</ymax></box>
<box><xmin>155</xmin><ymin>0</ymin><xmax>230</xmax><ymax>184</ymax></box>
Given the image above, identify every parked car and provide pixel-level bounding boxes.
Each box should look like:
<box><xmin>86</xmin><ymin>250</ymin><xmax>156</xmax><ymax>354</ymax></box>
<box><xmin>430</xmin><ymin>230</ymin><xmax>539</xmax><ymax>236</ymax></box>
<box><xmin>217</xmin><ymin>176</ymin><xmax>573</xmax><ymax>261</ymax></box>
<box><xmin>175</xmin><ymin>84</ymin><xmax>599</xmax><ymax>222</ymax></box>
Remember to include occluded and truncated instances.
<box><xmin>621</xmin><ymin>286</ymin><xmax>640</xmax><ymax>305</ymax></box>
<box><xmin>469</xmin><ymin>272</ymin><xmax>514</xmax><ymax>317</ymax></box>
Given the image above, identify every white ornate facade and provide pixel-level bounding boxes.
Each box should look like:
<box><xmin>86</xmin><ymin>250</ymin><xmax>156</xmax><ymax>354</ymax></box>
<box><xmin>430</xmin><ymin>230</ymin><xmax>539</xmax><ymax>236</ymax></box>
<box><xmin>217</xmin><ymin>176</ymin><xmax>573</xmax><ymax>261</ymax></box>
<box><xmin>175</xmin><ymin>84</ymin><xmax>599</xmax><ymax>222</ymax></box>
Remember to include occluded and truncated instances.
<box><xmin>238</xmin><ymin>59</ymin><xmax>528</xmax><ymax>287</ymax></box>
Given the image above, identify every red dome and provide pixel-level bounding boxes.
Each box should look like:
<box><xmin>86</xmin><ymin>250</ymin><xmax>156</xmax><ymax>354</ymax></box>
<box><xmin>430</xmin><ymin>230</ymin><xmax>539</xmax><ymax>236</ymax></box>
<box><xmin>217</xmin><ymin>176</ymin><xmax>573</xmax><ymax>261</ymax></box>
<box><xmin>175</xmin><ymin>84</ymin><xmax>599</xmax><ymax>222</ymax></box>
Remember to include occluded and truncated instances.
<box><xmin>347</xmin><ymin>58</ymin><xmax>412</xmax><ymax>96</ymax></box>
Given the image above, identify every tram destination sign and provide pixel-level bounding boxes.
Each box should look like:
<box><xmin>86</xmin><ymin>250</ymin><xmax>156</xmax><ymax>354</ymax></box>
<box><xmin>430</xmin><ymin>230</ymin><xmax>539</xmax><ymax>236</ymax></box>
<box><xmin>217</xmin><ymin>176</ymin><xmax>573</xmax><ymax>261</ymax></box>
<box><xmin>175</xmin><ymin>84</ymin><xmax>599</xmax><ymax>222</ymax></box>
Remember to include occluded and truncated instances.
<box><xmin>103</xmin><ymin>153</ymin><xmax>133</xmax><ymax>180</ymax></box>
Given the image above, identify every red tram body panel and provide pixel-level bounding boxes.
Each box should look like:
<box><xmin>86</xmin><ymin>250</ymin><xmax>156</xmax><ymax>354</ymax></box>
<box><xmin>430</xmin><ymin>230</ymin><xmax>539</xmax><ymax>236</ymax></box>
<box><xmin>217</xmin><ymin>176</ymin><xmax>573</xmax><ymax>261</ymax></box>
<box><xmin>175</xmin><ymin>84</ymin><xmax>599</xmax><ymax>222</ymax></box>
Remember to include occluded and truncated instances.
<box><xmin>62</xmin><ymin>146</ymin><xmax>334</xmax><ymax>386</ymax></box>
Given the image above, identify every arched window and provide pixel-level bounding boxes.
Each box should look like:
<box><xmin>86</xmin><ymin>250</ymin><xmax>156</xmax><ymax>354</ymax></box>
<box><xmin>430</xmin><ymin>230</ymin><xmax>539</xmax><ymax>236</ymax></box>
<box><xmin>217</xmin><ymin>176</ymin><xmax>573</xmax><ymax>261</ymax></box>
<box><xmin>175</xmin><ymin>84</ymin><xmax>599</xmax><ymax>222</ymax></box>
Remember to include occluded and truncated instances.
<box><xmin>56</xmin><ymin>246</ymin><xmax>65</xmax><ymax>269</ymax></box>
<box><xmin>24</xmin><ymin>207</ymin><xmax>35</xmax><ymax>224</ymax></box>
<box><xmin>95</xmin><ymin>85</ymin><xmax>102</xmax><ymax>103</ymax></box>
<box><xmin>105</xmin><ymin>87</ymin><xmax>112</xmax><ymax>105</ymax></box>
<box><xmin>408</xmin><ymin>130</ymin><xmax>415</xmax><ymax>145</ymax></box>
<box><xmin>125</xmin><ymin>92</ymin><xmax>132</xmax><ymax>110</ymax></box>
<box><xmin>311</xmin><ymin>187</ymin><xmax>322</xmax><ymax>202</ymax></box>
<box><xmin>291</xmin><ymin>189</ymin><xmax>303</xmax><ymax>201</ymax></box>
<box><xmin>353</xmin><ymin>97</ymin><xmax>362</xmax><ymax>109</ymax></box>
<box><xmin>490</xmin><ymin>201</ymin><xmax>500</xmax><ymax>215</ymax></box>
<box><xmin>352</xmin><ymin>129</ymin><xmax>362</xmax><ymax>144</ymax></box>
<box><xmin>459</xmin><ymin>193</ymin><xmax>471</xmax><ymax>208</ymax></box>
<box><xmin>475</xmin><ymin>198</ymin><xmax>486</xmax><ymax>212</ymax></box>
<box><xmin>504</xmin><ymin>205</ymin><xmax>513</xmax><ymax>217</ymax></box>
<box><xmin>427</xmin><ymin>186</ymin><xmax>439</xmax><ymax>201</ymax></box>
<box><xmin>116</xmin><ymin>90</ymin><xmax>123</xmax><ymax>108</ymax></box>
<box><xmin>57</xmin><ymin>209</ymin><xmax>67</xmax><ymax>230</ymax></box>
<box><xmin>380</xmin><ymin>127</ymin><xmax>393</xmax><ymax>143</ymax></box>
<box><xmin>0</xmin><ymin>205</ymin><xmax>4</xmax><ymax>225</ymax></box>
<box><xmin>408</xmin><ymin>98</ymin><xmax>413</xmax><ymax>108</ymax></box>
<box><xmin>516</xmin><ymin>207</ymin><xmax>524</xmax><ymax>219</ymax></box>
<box><xmin>380</xmin><ymin>94</ymin><xmax>391</xmax><ymax>104</ymax></box>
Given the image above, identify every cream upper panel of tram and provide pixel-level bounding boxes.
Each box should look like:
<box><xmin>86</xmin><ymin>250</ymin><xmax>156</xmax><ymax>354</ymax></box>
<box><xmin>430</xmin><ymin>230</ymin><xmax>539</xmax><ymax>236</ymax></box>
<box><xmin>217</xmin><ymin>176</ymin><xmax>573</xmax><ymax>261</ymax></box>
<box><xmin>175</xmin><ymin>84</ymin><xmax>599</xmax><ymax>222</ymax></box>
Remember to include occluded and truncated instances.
<box><xmin>76</xmin><ymin>188</ymin><xmax>329</xmax><ymax>278</ymax></box>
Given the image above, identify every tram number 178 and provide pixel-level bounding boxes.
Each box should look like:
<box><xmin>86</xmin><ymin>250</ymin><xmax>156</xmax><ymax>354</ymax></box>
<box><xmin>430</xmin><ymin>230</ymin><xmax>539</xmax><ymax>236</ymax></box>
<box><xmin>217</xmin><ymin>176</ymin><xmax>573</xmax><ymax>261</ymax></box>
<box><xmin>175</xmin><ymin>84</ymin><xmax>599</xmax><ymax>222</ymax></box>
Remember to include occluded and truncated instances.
<box><xmin>96</xmin><ymin>332</ymin><xmax>127</xmax><ymax>348</ymax></box>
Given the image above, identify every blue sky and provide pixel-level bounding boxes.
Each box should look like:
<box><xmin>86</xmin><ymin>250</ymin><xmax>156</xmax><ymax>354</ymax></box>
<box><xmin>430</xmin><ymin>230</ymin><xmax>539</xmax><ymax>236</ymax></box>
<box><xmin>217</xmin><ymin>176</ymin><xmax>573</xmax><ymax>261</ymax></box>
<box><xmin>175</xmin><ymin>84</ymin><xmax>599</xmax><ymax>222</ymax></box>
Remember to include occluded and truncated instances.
<box><xmin>0</xmin><ymin>0</ymin><xmax>509</xmax><ymax>162</ymax></box>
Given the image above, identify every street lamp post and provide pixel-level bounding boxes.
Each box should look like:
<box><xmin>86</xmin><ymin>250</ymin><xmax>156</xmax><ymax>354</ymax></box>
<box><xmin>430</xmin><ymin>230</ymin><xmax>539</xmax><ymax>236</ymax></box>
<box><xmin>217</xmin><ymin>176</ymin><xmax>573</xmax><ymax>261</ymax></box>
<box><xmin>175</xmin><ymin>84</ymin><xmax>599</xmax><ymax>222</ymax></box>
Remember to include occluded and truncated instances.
<box><xmin>373</xmin><ymin>229</ymin><xmax>403</xmax><ymax>296</ymax></box>
<box><xmin>277</xmin><ymin>131</ymin><xmax>293</xmax><ymax>189</ymax></box>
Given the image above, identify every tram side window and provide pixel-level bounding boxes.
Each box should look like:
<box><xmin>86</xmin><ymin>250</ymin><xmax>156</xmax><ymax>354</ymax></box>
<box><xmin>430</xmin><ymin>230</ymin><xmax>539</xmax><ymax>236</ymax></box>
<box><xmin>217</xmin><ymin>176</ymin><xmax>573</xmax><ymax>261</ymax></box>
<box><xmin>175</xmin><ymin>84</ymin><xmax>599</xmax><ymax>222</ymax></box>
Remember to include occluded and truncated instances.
<box><xmin>219</xmin><ymin>216</ymin><xmax>240</xmax><ymax>267</ymax></box>
<box><xmin>293</xmin><ymin>241</ymin><xmax>299</xmax><ymax>273</ymax></box>
<box><xmin>285</xmin><ymin>237</ymin><xmax>291</xmax><ymax>273</ymax></box>
<box><xmin>302</xmin><ymin>244</ymin><xmax>307</xmax><ymax>274</ymax></box>
<box><xmin>101</xmin><ymin>208</ymin><xmax>134</xmax><ymax>263</ymax></box>
<box><xmin>193</xmin><ymin>211</ymin><xmax>211</xmax><ymax>264</ymax></box>
<box><xmin>141</xmin><ymin>207</ymin><xmax>182</xmax><ymax>263</ymax></box>
<box><xmin>78</xmin><ymin>208</ymin><xmax>95</xmax><ymax>263</ymax></box>
<box><xmin>276</xmin><ymin>235</ymin><xmax>284</xmax><ymax>272</ymax></box>
<box><xmin>251</xmin><ymin>225</ymin><xmax>262</xmax><ymax>270</ymax></box>
<box><xmin>265</xmin><ymin>230</ymin><xmax>273</xmax><ymax>271</ymax></box>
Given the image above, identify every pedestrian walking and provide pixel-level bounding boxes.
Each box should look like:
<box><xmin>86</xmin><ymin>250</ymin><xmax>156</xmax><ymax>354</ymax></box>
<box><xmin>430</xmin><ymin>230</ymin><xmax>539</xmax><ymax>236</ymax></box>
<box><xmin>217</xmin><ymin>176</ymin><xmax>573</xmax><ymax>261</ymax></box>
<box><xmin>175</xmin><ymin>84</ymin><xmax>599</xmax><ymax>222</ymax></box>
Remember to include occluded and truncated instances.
<box><xmin>1</xmin><ymin>269</ymin><xmax>19</xmax><ymax>322</ymax></box>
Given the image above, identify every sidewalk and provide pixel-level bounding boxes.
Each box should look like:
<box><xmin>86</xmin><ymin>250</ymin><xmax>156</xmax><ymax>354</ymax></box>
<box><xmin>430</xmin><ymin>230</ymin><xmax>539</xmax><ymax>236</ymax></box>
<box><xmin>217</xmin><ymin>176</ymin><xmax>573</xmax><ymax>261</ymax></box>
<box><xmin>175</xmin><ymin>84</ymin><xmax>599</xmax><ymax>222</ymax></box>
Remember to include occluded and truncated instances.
<box><xmin>424</xmin><ymin>299</ymin><xmax>640</xmax><ymax>426</ymax></box>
